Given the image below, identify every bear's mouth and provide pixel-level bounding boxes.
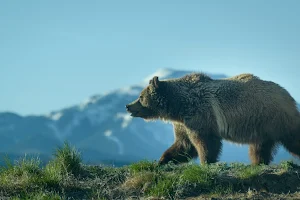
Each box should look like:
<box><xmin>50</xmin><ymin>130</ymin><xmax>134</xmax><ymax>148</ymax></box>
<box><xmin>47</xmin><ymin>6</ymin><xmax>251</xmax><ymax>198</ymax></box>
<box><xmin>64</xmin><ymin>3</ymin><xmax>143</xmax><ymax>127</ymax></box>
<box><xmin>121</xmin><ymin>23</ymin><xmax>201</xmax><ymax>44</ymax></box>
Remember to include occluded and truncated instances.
<box><xmin>126</xmin><ymin>106</ymin><xmax>139</xmax><ymax>117</ymax></box>
<box><xmin>130</xmin><ymin>111</ymin><xmax>149</xmax><ymax>118</ymax></box>
<box><xmin>126</xmin><ymin>108</ymin><xmax>142</xmax><ymax>117</ymax></box>
<box><xmin>129</xmin><ymin>111</ymin><xmax>139</xmax><ymax>117</ymax></box>
<box><xmin>128</xmin><ymin>109</ymin><xmax>156</xmax><ymax>119</ymax></box>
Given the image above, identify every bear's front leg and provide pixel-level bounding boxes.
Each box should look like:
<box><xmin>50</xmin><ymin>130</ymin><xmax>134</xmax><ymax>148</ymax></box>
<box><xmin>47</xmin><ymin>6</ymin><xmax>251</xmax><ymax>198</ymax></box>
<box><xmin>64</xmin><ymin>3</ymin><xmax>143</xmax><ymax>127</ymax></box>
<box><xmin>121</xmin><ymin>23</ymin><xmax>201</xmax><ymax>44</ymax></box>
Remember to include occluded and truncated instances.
<box><xmin>184</xmin><ymin>117</ymin><xmax>222</xmax><ymax>164</ymax></box>
<box><xmin>188</xmin><ymin>132</ymin><xmax>222</xmax><ymax>164</ymax></box>
<box><xmin>158</xmin><ymin>141</ymin><xmax>198</xmax><ymax>165</ymax></box>
<box><xmin>159</xmin><ymin>123</ymin><xmax>198</xmax><ymax>165</ymax></box>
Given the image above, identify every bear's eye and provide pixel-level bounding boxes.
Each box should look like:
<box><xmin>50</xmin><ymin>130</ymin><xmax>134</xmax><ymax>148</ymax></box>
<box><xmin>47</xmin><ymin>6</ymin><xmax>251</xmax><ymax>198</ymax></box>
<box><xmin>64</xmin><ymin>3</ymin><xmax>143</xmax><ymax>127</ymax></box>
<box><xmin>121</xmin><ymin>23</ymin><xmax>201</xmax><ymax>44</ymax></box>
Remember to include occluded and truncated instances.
<box><xmin>139</xmin><ymin>95</ymin><xmax>143</xmax><ymax>101</ymax></box>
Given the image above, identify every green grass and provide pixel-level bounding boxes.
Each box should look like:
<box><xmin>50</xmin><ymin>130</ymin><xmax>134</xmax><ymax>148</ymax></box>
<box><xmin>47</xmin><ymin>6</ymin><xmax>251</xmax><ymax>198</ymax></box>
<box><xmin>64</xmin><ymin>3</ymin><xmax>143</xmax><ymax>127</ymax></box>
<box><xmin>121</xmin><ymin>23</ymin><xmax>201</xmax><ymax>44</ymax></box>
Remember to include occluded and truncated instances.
<box><xmin>146</xmin><ymin>173</ymin><xmax>178</xmax><ymax>198</ymax></box>
<box><xmin>0</xmin><ymin>144</ymin><xmax>300</xmax><ymax>199</ymax></box>
<box><xmin>230</xmin><ymin>163</ymin><xmax>266</xmax><ymax>179</ymax></box>
<box><xmin>0</xmin><ymin>142</ymin><xmax>85</xmax><ymax>199</ymax></box>
<box><xmin>128</xmin><ymin>160</ymin><xmax>157</xmax><ymax>173</ymax></box>
<box><xmin>10</xmin><ymin>191</ymin><xmax>62</xmax><ymax>200</ymax></box>
<box><xmin>0</xmin><ymin>155</ymin><xmax>42</xmax><ymax>188</ymax></box>
<box><xmin>50</xmin><ymin>141</ymin><xmax>82</xmax><ymax>176</ymax></box>
<box><xmin>279</xmin><ymin>160</ymin><xmax>295</xmax><ymax>171</ymax></box>
<box><xmin>180</xmin><ymin>164</ymin><xmax>217</xmax><ymax>185</ymax></box>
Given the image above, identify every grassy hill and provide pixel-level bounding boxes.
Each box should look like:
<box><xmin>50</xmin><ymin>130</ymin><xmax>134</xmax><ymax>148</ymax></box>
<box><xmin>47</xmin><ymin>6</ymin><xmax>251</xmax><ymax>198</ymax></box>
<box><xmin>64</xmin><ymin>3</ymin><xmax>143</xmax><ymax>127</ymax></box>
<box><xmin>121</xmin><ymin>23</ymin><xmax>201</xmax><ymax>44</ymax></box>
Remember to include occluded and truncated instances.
<box><xmin>0</xmin><ymin>143</ymin><xmax>299</xmax><ymax>200</ymax></box>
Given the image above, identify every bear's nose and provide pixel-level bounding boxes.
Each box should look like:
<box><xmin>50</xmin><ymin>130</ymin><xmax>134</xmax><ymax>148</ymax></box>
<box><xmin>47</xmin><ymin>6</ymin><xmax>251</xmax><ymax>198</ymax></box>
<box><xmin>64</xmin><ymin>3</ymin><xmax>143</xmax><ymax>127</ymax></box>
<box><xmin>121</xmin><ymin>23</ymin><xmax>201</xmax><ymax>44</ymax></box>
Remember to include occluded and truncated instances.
<box><xmin>125</xmin><ymin>105</ymin><xmax>129</xmax><ymax>110</ymax></box>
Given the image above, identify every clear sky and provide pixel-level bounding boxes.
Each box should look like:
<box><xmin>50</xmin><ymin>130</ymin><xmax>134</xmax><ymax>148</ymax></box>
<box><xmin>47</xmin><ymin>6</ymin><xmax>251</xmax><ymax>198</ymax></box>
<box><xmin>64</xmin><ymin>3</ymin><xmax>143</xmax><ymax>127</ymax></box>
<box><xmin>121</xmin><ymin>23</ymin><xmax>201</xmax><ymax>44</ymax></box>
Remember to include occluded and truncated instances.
<box><xmin>1</xmin><ymin>0</ymin><xmax>300</xmax><ymax>116</ymax></box>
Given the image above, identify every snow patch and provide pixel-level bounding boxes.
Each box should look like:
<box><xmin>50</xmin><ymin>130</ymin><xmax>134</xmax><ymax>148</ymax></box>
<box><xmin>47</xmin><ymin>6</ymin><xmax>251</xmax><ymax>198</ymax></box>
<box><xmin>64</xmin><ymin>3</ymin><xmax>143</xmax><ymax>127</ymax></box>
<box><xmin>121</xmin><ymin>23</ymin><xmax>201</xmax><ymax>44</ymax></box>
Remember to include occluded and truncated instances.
<box><xmin>103</xmin><ymin>130</ymin><xmax>124</xmax><ymax>155</ymax></box>
<box><xmin>63</xmin><ymin>114</ymin><xmax>82</xmax><ymax>136</ymax></box>
<box><xmin>46</xmin><ymin>94</ymin><xmax>125</xmax><ymax>140</ymax></box>
<box><xmin>83</xmin><ymin>95</ymin><xmax>122</xmax><ymax>125</ymax></box>
<box><xmin>84</xmin><ymin>106</ymin><xmax>110</xmax><ymax>125</ymax></box>
<box><xmin>47</xmin><ymin>114</ymin><xmax>83</xmax><ymax>140</ymax></box>
<box><xmin>143</xmin><ymin>68</ymin><xmax>173</xmax><ymax>85</ymax></box>
<box><xmin>104</xmin><ymin>130</ymin><xmax>112</xmax><ymax>137</ymax></box>
<box><xmin>79</xmin><ymin>95</ymin><xmax>102</xmax><ymax>110</ymax></box>
<box><xmin>118</xmin><ymin>86</ymin><xmax>141</xmax><ymax>96</ymax></box>
<box><xmin>49</xmin><ymin>112</ymin><xmax>63</xmax><ymax>121</ymax></box>
<box><xmin>116</xmin><ymin>113</ymin><xmax>133</xmax><ymax>128</ymax></box>
<box><xmin>47</xmin><ymin>123</ymin><xmax>63</xmax><ymax>141</ymax></box>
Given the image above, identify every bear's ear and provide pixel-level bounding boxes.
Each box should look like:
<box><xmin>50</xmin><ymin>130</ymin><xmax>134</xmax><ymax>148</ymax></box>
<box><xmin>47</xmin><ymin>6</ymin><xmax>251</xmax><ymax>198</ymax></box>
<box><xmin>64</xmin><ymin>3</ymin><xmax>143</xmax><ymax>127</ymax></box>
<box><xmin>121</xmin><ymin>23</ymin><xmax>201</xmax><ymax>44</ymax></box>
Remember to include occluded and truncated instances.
<box><xmin>150</xmin><ymin>76</ymin><xmax>160</xmax><ymax>88</ymax></box>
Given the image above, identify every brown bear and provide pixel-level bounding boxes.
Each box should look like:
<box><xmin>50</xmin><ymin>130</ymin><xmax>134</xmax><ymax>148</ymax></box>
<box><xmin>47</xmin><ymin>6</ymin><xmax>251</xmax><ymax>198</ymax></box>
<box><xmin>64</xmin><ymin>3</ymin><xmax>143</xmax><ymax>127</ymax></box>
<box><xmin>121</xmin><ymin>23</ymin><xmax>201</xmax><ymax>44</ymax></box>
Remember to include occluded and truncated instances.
<box><xmin>126</xmin><ymin>73</ymin><xmax>300</xmax><ymax>165</ymax></box>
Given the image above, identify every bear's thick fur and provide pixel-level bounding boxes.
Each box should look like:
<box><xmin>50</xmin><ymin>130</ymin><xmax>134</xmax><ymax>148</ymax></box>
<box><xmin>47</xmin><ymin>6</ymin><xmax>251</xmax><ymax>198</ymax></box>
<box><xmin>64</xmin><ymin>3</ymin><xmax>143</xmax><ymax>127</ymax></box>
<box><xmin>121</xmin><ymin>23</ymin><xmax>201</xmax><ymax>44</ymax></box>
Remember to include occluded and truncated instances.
<box><xmin>126</xmin><ymin>73</ymin><xmax>300</xmax><ymax>165</ymax></box>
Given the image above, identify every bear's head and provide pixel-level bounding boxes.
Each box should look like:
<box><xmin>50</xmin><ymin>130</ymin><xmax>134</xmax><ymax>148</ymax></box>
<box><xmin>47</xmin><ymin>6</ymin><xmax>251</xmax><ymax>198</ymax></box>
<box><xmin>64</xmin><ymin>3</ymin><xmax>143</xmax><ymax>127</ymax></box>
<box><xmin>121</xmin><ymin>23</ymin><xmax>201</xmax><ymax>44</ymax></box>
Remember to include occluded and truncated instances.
<box><xmin>126</xmin><ymin>76</ymin><xmax>169</xmax><ymax>121</ymax></box>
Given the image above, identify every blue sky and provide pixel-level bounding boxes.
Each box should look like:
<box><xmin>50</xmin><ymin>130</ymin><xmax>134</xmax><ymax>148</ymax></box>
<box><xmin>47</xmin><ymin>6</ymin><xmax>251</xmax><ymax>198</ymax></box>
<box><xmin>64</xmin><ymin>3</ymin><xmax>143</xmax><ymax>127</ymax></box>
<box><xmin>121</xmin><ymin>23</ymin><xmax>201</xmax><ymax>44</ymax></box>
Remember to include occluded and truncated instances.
<box><xmin>1</xmin><ymin>0</ymin><xmax>300</xmax><ymax>115</ymax></box>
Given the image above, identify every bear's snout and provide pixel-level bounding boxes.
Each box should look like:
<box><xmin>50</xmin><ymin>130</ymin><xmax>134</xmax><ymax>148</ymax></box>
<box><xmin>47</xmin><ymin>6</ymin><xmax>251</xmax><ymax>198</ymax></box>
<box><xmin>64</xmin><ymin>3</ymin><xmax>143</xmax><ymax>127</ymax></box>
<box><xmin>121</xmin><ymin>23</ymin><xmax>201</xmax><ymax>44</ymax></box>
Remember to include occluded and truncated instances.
<box><xmin>125</xmin><ymin>104</ymin><xmax>132</xmax><ymax>113</ymax></box>
<box><xmin>126</xmin><ymin>99</ymin><xmax>156</xmax><ymax>119</ymax></box>
<box><xmin>125</xmin><ymin>100</ymin><xmax>147</xmax><ymax>117</ymax></box>
<box><xmin>125</xmin><ymin>103</ymin><xmax>135</xmax><ymax>114</ymax></box>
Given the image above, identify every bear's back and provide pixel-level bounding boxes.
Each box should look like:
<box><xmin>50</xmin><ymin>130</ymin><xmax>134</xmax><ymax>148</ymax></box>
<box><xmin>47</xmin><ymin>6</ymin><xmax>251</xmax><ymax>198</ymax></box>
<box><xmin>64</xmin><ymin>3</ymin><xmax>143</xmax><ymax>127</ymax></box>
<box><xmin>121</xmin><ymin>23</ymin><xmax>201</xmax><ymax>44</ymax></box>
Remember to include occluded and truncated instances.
<box><xmin>223</xmin><ymin>73</ymin><xmax>257</xmax><ymax>82</ymax></box>
<box><xmin>218</xmin><ymin>73</ymin><xmax>297</xmax><ymax>113</ymax></box>
<box><xmin>210</xmin><ymin>73</ymin><xmax>300</xmax><ymax>142</ymax></box>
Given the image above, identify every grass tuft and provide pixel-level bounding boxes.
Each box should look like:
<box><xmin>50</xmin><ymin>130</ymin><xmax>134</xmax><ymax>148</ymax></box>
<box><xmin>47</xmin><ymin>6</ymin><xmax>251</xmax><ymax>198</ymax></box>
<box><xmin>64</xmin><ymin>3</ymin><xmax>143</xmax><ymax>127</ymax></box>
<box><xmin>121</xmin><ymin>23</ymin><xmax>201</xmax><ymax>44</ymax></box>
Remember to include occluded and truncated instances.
<box><xmin>146</xmin><ymin>173</ymin><xmax>178</xmax><ymax>198</ymax></box>
<box><xmin>122</xmin><ymin>171</ymin><xmax>157</xmax><ymax>190</ymax></box>
<box><xmin>10</xmin><ymin>190</ymin><xmax>63</xmax><ymax>200</ymax></box>
<box><xmin>51</xmin><ymin>142</ymin><xmax>82</xmax><ymax>176</ymax></box>
<box><xmin>180</xmin><ymin>164</ymin><xmax>217</xmax><ymax>187</ymax></box>
<box><xmin>0</xmin><ymin>155</ymin><xmax>42</xmax><ymax>188</ymax></box>
<box><xmin>232</xmin><ymin>163</ymin><xmax>266</xmax><ymax>179</ymax></box>
<box><xmin>279</xmin><ymin>160</ymin><xmax>295</xmax><ymax>171</ymax></box>
<box><xmin>128</xmin><ymin>160</ymin><xmax>157</xmax><ymax>173</ymax></box>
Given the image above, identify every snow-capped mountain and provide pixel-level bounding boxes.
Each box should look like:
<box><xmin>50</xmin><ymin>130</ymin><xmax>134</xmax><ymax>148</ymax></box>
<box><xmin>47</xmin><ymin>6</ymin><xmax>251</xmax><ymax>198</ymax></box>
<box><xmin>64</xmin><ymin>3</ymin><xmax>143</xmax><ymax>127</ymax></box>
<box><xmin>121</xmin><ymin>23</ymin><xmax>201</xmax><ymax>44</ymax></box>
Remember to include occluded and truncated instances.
<box><xmin>0</xmin><ymin>69</ymin><xmax>299</xmax><ymax>166</ymax></box>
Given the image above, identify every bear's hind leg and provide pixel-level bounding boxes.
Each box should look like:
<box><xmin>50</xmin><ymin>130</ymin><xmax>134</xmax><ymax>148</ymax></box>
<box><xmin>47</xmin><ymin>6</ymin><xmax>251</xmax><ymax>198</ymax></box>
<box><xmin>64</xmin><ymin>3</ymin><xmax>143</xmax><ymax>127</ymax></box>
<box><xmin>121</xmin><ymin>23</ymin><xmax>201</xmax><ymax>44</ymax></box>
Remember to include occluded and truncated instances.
<box><xmin>249</xmin><ymin>140</ymin><xmax>277</xmax><ymax>165</ymax></box>
<box><xmin>188</xmin><ymin>133</ymin><xmax>222</xmax><ymax>164</ymax></box>
<box><xmin>281</xmin><ymin>136</ymin><xmax>300</xmax><ymax>159</ymax></box>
